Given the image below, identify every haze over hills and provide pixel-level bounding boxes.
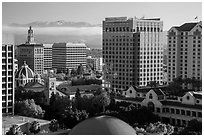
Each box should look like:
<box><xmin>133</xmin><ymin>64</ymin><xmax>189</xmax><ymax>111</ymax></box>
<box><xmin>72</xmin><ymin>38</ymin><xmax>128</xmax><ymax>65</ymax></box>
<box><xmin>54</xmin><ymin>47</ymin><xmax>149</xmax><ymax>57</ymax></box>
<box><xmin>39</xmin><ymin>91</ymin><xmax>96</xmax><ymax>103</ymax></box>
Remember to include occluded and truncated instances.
<box><xmin>3</xmin><ymin>20</ymin><xmax>167</xmax><ymax>49</ymax></box>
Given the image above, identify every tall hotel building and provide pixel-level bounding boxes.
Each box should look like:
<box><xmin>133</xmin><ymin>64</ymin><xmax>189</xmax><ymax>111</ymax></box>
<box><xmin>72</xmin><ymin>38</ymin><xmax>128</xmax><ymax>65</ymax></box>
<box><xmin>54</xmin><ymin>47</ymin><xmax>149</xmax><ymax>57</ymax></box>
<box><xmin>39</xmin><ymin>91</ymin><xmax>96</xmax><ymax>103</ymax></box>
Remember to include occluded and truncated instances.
<box><xmin>17</xmin><ymin>26</ymin><xmax>44</xmax><ymax>75</ymax></box>
<box><xmin>2</xmin><ymin>34</ymin><xmax>15</xmax><ymax>115</ymax></box>
<box><xmin>43</xmin><ymin>44</ymin><xmax>53</xmax><ymax>70</ymax></box>
<box><xmin>167</xmin><ymin>22</ymin><xmax>202</xmax><ymax>83</ymax></box>
<box><xmin>103</xmin><ymin>17</ymin><xmax>163</xmax><ymax>90</ymax></box>
<box><xmin>52</xmin><ymin>42</ymin><xmax>87</xmax><ymax>72</ymax></box>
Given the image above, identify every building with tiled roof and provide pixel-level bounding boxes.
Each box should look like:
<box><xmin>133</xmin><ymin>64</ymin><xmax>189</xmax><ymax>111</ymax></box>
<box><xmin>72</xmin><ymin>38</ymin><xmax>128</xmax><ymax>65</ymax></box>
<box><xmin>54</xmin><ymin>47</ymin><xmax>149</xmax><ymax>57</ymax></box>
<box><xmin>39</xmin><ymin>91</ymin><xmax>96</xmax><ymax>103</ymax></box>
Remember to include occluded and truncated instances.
<box><xmin>117</xmin><ymin>86</ymin><xmax>202</xmax><ymax>127</ymax></box>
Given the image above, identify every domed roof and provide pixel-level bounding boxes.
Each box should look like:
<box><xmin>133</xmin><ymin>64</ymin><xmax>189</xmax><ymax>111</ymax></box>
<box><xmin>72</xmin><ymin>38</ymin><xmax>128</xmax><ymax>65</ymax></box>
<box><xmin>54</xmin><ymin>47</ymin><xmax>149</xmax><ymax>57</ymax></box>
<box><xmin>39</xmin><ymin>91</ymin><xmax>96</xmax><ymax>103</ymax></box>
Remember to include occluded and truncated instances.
<box><xmin>69</xmin><ymin>115</ymin><xmax>136</xmax><ymax>135</ymax></box>
<box><xmin>15</xmin><ymin>61</ymin><xmax>34</xmax><ymax>79</ymax></box>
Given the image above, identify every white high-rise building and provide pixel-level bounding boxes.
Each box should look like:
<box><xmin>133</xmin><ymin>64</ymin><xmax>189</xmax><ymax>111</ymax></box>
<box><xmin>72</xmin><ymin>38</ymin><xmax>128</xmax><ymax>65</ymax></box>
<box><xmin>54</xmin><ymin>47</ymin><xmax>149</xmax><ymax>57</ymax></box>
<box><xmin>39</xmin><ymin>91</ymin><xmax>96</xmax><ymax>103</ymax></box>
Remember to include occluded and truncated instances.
<box><xmin>167</xmin><ymin>22</ymin><xmax>202</xmax><ymax>84</ymax></box>
<box><xmin>2</xmin><ymin>34</ymin><xmax>15</xmax><ymax>115</ymax></box>
<box><xmin>103</xmin><ymin>17</ymin><xmax>163</xmax><ymax>90</ymax></box>
<box><xmin>52</xmin><ymin>42</ymin><xmax>87</xmax><ymax>72</ymax></box>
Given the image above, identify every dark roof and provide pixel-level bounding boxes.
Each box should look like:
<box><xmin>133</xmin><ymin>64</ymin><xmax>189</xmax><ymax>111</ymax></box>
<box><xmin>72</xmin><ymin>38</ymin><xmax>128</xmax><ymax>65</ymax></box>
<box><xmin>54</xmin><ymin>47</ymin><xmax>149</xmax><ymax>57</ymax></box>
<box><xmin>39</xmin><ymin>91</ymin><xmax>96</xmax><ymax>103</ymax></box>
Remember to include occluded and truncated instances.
<box><xmin>58</xmin><ymin>84</ymin><xmax>101</xmax><ymax>95</ymax></box>
<box><xmin>175</xmin><ymin>22</ymin><xmax>197</xmax><ymax>31</ymax></box>
<box><xmin>154</xmin><ymin>89</ymin><xmax>165</xmax><ymax>96</ymax></box>
<box><xmin>142</xmin><ymin>18</ymin><xmax>160</xmax><ymax>21</ymax></box>
<box><xmin>24</xmin><ymin>82</ymin><xmax>44</xmax><ymax>89</ymax></box>
<box><xmin>132</xmin><ymin>86</ymin><xmax>167</xmax><ymax>94</ymax></box>
<box><xmin>192</xmin><ymin>93</ymin><xmax>202</xmax><ymax>99</ymax></box>
<box><xmin>17</xmin><ymin>43</ymin><xmax>43</xmax><ymax>47</ymax></box>
<box><xmin>160</xmin><ymin>101</ymin><xmax>202</xmax><ymax>110</ymax></box>
<box><xmin>115</xmin><ymin>97</ymin><xmax>144</xmax><ymax>102</ymax></box>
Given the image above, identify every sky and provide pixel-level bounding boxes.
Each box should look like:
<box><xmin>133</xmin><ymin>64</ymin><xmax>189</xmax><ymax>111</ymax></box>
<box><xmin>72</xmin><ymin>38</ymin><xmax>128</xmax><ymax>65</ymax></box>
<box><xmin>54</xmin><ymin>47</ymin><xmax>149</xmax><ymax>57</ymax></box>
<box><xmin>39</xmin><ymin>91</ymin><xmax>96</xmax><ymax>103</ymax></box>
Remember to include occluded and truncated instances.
<box><xmin>2</xmin><ymin>2</ymin><xmax>202</xmax><ymax>30</ymax></box>
<box><xmin>2</xmin><ymin>2</ymin><xmax>202</xmax><ymax>47</ymax></box>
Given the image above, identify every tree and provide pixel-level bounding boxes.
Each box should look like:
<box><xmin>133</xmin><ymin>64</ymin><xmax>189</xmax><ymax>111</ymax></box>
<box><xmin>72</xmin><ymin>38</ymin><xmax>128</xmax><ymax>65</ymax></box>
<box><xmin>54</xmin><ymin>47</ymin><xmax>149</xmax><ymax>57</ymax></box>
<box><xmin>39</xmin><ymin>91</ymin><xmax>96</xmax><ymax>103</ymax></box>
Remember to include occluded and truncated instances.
<box><xmin>29</xmin><ymin>121</ymin><xmax>41</xmax><ymax>135</ymax></box>
<box><xmin>77</xmin><ymin>64</ymin><xmax>84</xmax><ymax>75</ymax></box>
<box><xmin>135</xmin><ymin>122</ymin><xmax>174</xmax><ymax>135</ymax></box>
<box><xmin>71</xmin><ymin>68</ymin><xmax>77</xmax><ymax>76</ymax></box>
<box><xmin>63</xmin><ymin>109</ymin><xmax>89</xmax><ymax>129</ymax></box>
<box><xmin>185</xmin><ymin>119</ymin><xmax>202</xmax><ymax>133</ymax></box>
<box><xmin>49</xmin><ymin>119</ymin><xmax>59</xmax><ymax>132</ymax></box>
<box><xmin>93</xmin><ymin>91</ymin><xmax>110</xmax><ymax>112</ymax></box>
<box><xmin>44</xmin><ymin>93</ymin><xmax>71</xmax><ymax>121</ymax></box>
<box><xmin>6</xmin><ymin>125</ymin><xmax>23</xmax><ymax>135</ymax></box>
<box><xmin>15</xmin><ymin>99</ymin><xmax>44</xmax><ymax>118</ymax></box>
<box><xmin>75</xmin><ymin>88</ymin><xmax>81</xmax><ymax>100</ymax></box>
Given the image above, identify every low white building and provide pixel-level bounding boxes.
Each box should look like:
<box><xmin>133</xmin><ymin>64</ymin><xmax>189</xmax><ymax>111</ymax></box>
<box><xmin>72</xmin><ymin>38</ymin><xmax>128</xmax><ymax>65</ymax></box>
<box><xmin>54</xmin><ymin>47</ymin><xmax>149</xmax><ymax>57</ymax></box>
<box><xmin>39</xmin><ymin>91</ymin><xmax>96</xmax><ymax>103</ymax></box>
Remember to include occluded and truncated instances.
<box><xmin>117</xmin><ymin>86</ymin><xmax>202</xmax><ymax>127</ymax></box>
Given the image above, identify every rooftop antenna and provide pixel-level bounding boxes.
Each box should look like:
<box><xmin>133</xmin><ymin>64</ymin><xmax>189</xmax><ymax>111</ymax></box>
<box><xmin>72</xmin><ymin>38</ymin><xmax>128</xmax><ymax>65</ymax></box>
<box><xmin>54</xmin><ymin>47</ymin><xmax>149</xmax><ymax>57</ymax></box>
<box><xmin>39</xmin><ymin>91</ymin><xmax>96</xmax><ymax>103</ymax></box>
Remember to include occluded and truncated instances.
<box><xmin>194</xmin><ymin>16</ymin><xmax>198</xmax><ymax>22</ymax></box>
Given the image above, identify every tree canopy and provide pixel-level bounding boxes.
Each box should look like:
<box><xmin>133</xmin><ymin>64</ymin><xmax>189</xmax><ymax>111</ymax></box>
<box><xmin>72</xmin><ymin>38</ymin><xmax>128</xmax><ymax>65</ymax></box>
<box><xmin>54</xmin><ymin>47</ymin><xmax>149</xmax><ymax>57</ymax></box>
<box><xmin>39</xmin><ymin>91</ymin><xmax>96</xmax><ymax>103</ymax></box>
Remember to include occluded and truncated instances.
<box><xmin>15</xmin><ymin>99</ymin><xmax>44</xmax><ymax>118</ymax></box>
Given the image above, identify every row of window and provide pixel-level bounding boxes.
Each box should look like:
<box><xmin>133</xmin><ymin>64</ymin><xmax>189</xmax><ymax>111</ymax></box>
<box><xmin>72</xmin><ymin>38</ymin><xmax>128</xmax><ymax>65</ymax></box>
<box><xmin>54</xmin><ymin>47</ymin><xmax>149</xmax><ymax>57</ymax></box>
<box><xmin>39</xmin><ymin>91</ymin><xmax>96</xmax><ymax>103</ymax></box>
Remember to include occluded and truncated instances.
<box><xmin>160</xmin><ymin>107</ymin><xmax>202</xmax><ymax>118</ymax></box>
<box><xmin>104</xmin><ymin>27</ymin><xmax>162</xmax><ymax>32</ymax></box>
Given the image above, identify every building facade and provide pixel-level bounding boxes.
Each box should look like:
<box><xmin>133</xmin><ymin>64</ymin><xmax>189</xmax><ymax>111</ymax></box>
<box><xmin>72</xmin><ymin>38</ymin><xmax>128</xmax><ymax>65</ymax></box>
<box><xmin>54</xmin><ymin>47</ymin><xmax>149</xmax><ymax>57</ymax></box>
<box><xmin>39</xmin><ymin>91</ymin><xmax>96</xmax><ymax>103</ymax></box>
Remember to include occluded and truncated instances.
<box><xmin>52</xmin><ymin>42</ymin><xmax>87</xmax><ymax>72</ymax></box>
<box><xmin>119</xmin><ymin>86</ymin><xmax>202</xmax><ymax>127</ymax></box>
<box><xmin>167</xmin><ymin>22</ymin><xmax>202</xmax><ymax>83</ymax></box>
<box><xmin>2</xmin><ymin>34</ymin><xmax>15</xmax><ymax>115</ymax></box>
<box><xmin>17</xmin><ymin>26</ymin><xmax>44</xmax><ymax>75</ymax></box>
<box><xmin>43</xmin><ymin>44</ymin><xmax>53</xmax><ymax>70</ymax></box>
<box><xmin>103</xmin><ymin>17</ymin><xmax>163</xmax><ymax>90</ymax></box>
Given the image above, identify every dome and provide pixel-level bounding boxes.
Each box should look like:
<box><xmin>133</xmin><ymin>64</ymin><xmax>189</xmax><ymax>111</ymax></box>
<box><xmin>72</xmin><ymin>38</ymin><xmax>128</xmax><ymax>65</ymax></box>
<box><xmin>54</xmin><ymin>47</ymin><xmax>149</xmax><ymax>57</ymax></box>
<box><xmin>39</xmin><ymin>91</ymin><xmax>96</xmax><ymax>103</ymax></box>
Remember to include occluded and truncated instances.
<box><xmin>15</xmin><ymin>61</ymin><xmax>34</xmax><ymax>79</ymax></box>
<box><xmin>69</xmin><ymin>115</ymin><xmax>136</xmax><ymax>135</ymax></box>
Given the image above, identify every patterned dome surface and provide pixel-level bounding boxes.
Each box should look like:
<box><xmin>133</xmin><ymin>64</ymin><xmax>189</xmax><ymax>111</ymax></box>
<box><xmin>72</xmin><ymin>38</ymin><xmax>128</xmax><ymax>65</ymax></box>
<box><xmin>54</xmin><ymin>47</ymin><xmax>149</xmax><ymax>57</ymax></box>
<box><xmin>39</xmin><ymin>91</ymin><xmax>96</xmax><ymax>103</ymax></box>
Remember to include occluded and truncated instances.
<box><xmin>15</xmin><ymin>61</ymin><xmax>34</xmax><ymax>79</ymax></box>
<box><xmin>69</xmin><ymin>115</ymin><xmax>136</xmax><ymax>135</ymax></box>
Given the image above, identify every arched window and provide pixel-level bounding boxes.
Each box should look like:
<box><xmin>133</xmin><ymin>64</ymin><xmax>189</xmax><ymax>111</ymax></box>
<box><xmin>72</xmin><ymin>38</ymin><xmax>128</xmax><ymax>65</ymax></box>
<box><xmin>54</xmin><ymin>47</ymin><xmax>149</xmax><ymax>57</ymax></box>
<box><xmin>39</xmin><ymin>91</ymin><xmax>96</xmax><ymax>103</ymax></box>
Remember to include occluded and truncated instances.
<box><xmin>149</xmin><ymin>93</ymin><xmax>153</xmax><ymax>99</ymax></box>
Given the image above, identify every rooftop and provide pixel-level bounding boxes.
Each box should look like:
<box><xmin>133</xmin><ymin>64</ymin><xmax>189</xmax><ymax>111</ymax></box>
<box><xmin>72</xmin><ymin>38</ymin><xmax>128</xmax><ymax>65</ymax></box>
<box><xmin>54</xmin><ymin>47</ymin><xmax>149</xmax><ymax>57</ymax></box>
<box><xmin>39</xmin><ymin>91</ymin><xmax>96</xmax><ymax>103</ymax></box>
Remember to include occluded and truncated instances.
<box><xmin>175</xmin><ymin>22</ymin><xmax>198</xmax><ymax>31</ymax></box>
<box><xmin>57</xmin><ymin>84</ymin><xmax>101</xmax><ymax>95</ymax></box>
<box><xmin>53</xmin><ymin>42</ymin><xmax>87</xmax><ymax>48</ymax></box>
<box><xmin>115</xmin><ymin>97</ymin><xmax>144</xmax><ymax>103</ymax></box>
<box><xmin>17</xmin><ymin>43</ymin><xmax>43</xmax><ymax>47</ymax></box>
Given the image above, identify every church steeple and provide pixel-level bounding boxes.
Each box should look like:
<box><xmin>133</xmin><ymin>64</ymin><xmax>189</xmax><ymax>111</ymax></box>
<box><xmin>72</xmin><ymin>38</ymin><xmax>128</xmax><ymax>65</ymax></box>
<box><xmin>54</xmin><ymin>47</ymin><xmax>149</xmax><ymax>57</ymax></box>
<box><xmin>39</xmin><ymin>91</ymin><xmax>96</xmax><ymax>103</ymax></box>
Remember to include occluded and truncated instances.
<box><xmin>26</xmin><ymin>26</ymin><xmax>35</xmax><ymax>44</ymax></box>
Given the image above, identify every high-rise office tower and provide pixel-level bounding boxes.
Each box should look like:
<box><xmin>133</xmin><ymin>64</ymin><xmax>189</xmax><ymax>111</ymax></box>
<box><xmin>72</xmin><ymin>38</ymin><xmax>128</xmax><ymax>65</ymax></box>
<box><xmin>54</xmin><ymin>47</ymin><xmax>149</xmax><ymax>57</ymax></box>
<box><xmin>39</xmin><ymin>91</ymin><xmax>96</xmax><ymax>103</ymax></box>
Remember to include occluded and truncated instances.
<box><xmin>17</xmin><ymin>26</ymin><xmax>44</xmax><ymax>75</ymax></box>
<box><xmin>2</xmin><ymin>34</ymin><xmax>15</xmax><ymax>115</ymax></box>
<box><xmin>103</xmin><ymin>17</ymin><xmax>163</xmax><ymax>90</ymax></box>
<box><xmin>52</xmin><ymin>42</ymin><xmax>87</xmax><ymax>72</ymax></box>
<box><xmin>43</xmin><ymin>44</ymin><xmax>53</xmax><ymax>70</ymax></box>
<box><xmin>167</xmin><ymin>22</ymin><xmax>202</xmax><ymax>83</ymax></box>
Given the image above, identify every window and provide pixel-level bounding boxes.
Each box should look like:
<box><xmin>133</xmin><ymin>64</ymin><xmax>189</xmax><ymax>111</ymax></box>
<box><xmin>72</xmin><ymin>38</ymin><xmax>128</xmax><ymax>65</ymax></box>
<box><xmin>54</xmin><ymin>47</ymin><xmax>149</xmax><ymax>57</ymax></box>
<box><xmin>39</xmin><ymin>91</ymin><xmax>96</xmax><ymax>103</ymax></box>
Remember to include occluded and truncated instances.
<box><xmin>196</xmin><ymin>100</ymin><xmax>200</xmax><ymax>103</ymax></box>
<box><xmin>156</xmin><ymin>108</ymin><xmax>160</xmax><ymax>113</ymax></box>
<box><xmin>192</xmin><ymin>111</ymin><xmax>196</xmax><ymax>117</ymax></box>
<box><xmin>149</xmin><ymin>93</ymin><xmax>153</xmax><ymax>99</ymax></box>
<box><xmin>198</xmin><ymin>112</ymin><xmax>202</xmax><ymax>118</ymax></box>
<box><xmin>129</xmin><ymin>90</ymin><xmax>132</xmax><ymax>94</ymax></box>
<box><xmin>176</xmin><ymin>109</ymin><xmax>180</xmax><ymax>114</ymax></box>
<box><xmin>171</xmin><ymin>108</ymin><xmax>175</xmax><ymax>114</ymax></box>
<box><xmin>187</xmin><ymin>110</ymin><xmax>191</xmax><ymax>116</ymax></box>
<box><xmin>186</xmin><ymin>96</ymin><xmax>190</xmax><ymax>100</ymax></box>
<box><xmin>181</xmin><ymin>110</ymin><xmax>185</xmax><ymax>115</ymax></box>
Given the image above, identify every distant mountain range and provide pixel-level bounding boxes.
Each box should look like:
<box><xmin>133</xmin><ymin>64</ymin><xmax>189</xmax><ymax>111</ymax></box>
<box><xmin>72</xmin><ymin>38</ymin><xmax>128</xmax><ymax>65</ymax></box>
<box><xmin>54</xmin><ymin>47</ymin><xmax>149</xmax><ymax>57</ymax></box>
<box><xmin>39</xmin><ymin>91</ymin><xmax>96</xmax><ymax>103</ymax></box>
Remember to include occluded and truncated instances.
<box><xmin>10</xmin><ymin>20</ymin><xmax>102</xmax><ymax>28</ymax></box>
